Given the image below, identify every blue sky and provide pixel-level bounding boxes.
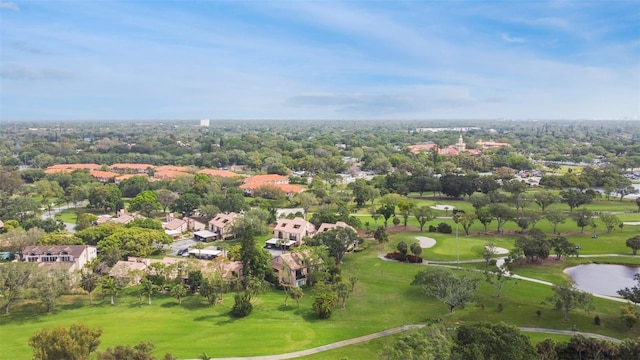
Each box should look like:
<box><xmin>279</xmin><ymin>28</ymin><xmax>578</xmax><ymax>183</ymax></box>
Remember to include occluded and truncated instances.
<box><xmin>1</xmin><ymin>0</ymin><xmax>638</xmax><ymax>121</ymax></box>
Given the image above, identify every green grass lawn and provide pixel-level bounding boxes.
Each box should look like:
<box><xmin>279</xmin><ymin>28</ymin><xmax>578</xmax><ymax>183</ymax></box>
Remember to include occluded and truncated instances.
<box><xmin>3</xmin><ymin>241</ymin><xmax>639</xmax><ymax>359</ymax></box>
<box><xmin>5</xmin><ymin>200</ymin><xmax>639</xmax><ymax>359</ymax></box>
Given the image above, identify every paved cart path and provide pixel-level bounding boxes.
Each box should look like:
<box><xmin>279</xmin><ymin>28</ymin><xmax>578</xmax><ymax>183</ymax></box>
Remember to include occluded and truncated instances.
<box><xmin>197</xmin><ymin>324</ymin><xmax>622</xmax><ymax>360</ymax></box>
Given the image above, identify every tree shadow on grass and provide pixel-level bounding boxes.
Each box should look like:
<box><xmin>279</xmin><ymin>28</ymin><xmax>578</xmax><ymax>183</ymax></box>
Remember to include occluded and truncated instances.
<box><xmin>192</xmin><ymin>311</ymin><xmax>239</xmax><ymax>326</ymax></box>
<box><xmin>175</xmin><ymin>299</ymin><xmax>211</xmax><ymax>311</ymax></box>
<box><xmin>60</xmin><ymin>298</ymin><xmax>85</xmax><ymax>311</ymax></box>
<box><xmin>302</xmin><ymin>310</ymin><xmax>322</xmax><ymax>323</ymax></box>
<box><xmin>276</xmin><ymin>304</ymin><xmax>295</xmax><ymax>312</ymax></box>
<box><xmin>127</xmin><ymin>301</ymin><xmax>146</xmax><ymax>309</ymax></box>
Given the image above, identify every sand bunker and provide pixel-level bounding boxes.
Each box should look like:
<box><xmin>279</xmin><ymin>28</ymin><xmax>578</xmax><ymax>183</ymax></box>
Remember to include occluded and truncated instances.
<box><xmin>416</xmin><ymin>236</ymin><xmax>437</xmax><ymax>248</ymax></box>
<box><xmin>623</xmin><ymin>222</ymin><xmax>640</xmax><ymax>226</ymax></box>
<box><xmin>490</xmin><ymin>246</ymin><xmax>510</xmax><ymax>255</ymax></box>
<box><xmin>430</xmin><ymin>204</ymin><xmax>455</xmax><ymax>211</ymax></box>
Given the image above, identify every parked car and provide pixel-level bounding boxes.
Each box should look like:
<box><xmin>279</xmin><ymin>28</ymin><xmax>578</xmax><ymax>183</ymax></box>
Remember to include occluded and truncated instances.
<box><xmin>177</xmin><ymin>247</ymin><xmax>189</xmax><ymax>256</ymax></box>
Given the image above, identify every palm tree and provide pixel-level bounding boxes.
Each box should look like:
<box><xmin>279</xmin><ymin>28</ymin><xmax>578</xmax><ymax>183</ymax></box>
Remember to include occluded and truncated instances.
<box><xmin>276</xmin><ymin>238</ymin><xmax>286</xmax><ymax>254</ymax></box>
<box><xmin>289</xmin><ymin>286</ymin><xmax>304</xmax><ymax>309</ymax></box>
<box><xmin>410</xmin><ymin>242</ymin><xmax>423</xmax><ymax>261</ymax></box>
<box><xmin>336</xmin><ymin>282</ymin><xmax>350</xmax><ymax>309</ymax></box>
<box><xmin>170</xmin><ymin>284</ymin><xmax>187</xmax><ymax>305</ymax></box>
<box><xmin>140</xmin><ymin>278</ymin><xmax>156</xmax><ymax>305</ymax></box>
<box><xmin>348</xmin><ymin>276</ymin><xmax>358</xmax><ymax>292</ymax></box>
<box><xmin>80</xmin><ymin>272</ymin><xmax>98</xmax><ymax>305</ymax></box>
<box><xmin>193</xmin><ymin>242</ymin><xmax>206</xmax><ymax>259</ymax></box>
<box><xmin>101</xmin><ymin>277</ymin><xmax>119</xmax><ymax>305</ymax></box>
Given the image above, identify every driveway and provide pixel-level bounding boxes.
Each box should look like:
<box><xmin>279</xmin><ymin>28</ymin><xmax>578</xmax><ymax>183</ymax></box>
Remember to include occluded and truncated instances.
<box><xmin>167</xmin><ymin>238</ymin><xmax>199</xmax><ymax>256</ymax></box>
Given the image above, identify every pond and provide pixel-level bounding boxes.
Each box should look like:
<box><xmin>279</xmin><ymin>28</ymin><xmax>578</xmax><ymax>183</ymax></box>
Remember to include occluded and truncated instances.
<box><xmin>564</xmin><ymin>264</ymin><xmax>640</xmax><ymax>297</ymax></box>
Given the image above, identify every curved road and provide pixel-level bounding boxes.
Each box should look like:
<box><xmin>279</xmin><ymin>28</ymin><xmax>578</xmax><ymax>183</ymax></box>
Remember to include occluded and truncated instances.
<box><xmin>40</xmin><ymin>203</ymin><xmax>81</xmax><ymax>233</ymax></box>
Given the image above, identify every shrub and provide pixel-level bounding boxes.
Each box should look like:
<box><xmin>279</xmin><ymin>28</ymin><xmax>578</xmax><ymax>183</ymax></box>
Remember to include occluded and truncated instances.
<box><xmin>437</xmin><ymin>223</ymin><xmax>452</xmax><ymax>234</ymax></box>
<box><xmin>429</xmin><ymin>225</ymin><xmax>437</xmax><ymax>232</ymax></box>
<box><xmin>231</xmin><ymin>292</ymin><xmax>252</xmax><ymax>318</ymax></box>
<box><xmin>497</xmin><ymin>303</ymin><xmax>504</xmax><ymax>312</ymax></box>
<box><xmin>594</xmin><ymin>315</ymin><xmax>601</xmax><ymax>326</ymax></box>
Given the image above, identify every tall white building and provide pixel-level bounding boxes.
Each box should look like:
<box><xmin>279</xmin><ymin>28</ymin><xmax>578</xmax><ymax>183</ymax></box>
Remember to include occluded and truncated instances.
<box><xmin>200</xmin><ymin>119</ymin><xmax>210</xmax><ymax>127</ymax></box>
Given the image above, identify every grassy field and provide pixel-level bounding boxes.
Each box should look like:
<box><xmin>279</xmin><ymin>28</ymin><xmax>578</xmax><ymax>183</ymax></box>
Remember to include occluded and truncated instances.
<box><xmin>2</xmin><ymin>238</ymin><xmax>639</xmax><ymax>359</ymax></box>
<box><xmin>4</xmin><ymin>197</ymin><xmax>639</xmax><ymax>359</ymax></box>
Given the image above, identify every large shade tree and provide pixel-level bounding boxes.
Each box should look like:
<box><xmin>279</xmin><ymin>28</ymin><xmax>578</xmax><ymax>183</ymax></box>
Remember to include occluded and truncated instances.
<box><xmin>548</xmin><ymin>283</ymin><xmax>594</xmax><ymax>322</ymax></box>
<box><xmin>29</xmin><ymin>323</ymin><xmax>103</xmax><ymax>360</ymax></box>
<box><xmin>310</xmin><ymin>227</ymin><xmax>359</xmax><ymax>265</ymax></box>
<box><xmin>451</xmin><ymin>322</ymin><xmax>537</xmax><ymax>360</ymax></box>
<box><xmin>412</xmin><ymin>205</ymin><xmax>435</xmax><ymax>232</ymax></box>
<box><xmin>412</xmin><ymin>267</ymin><xmax>480</xmax><ymax>313</ymax></box>
<box><xmin>626</xmin><ymin>235</ymin><xmax>640</xmax><ymax>255</ymax></box>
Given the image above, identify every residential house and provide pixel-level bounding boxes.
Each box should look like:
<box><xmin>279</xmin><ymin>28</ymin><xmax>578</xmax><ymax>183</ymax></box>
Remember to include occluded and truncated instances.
<box><xmin>272</xmin><ymin>251</ymin><xmax>313</xmax><ymax>287</ymax></box>
<box><xmin>163</xmin><ymin>216</ymin><xmax>188</xmax><ymax>237</ymax></box>
<box><xmin>244</xmin><ymin>174</ymin><xmax>289</xmax><ymax>185</ymax></box>
<box><xmin>95</xmin><ymin>214</ymin><xmax>113</xmax><ymax>225</ymax></box>
<box><xmin>89</xmin><ymin>170</ymin><xmax>119</xmax><ymax>182</ymax></box>
<box><xmin>217</xmin><ymin>261</ymin><xmax>243</xmax><ymax>284</ymax></box>
<box><xmin>163</xmin><ymin>216</ymin><xmax>205</xmax><ymax>238</ymax></box>
<box><xmin>315</xmin><ymin>221</ymin><xmax>359</xmax><ymax>250</ymax></box>
<box><xmin>185</xmin><ymin>217</ymin><xmax>206</xmax><ymax>232</ymax></box>
<box><xmin>22</xmin><ymin>245</ymin><xmax>97</xmax><ymax>273</ymax></box>
<box><xmin>115</xmin><ymin>173</ymin><xmax>149</xmax><ymax>184</ymax></box>
<box><xmin>240</xmin><ymin>182</ymin><xmax>304</xmax><ymax>197</ymax></box>
<box><xmin>111</xmin><ymin>213</ymin><xmax>139</xmax><ymax>225</ymax></box>
<box><xmin>44</xmin><ymin>163</ymin><xmax>101</xmax><ymax>174</ymax></box>
<box><xmin>209</xmin><ymin>212</ymin><xmax>240</xmax><ymax>240</ymax></box>
<box><xmin>316</xmin><ymin>221</ymin><xmax>357</xmax><ymax>234</ymax></box>
<box><xmin>155</xmin><ymin>165</ymin><xmax>194</xmax><ymax>173</ymax></box>
<box><xmin>265</xmin><ymin>217</ymin><xmax>315</xmax><ymax>249</ymax></box>
<box><xmin>109</xmin><ymin>163</ymin><xmax>154</xmax><ymax>174</ymax></box>
<box><xmin>153</xmin><ymin>170</ymin><xmax>189</xmax><ymax>181</ymax></box>
<box><xmin>109</xmin><ymin>257</ymin><xmax>149</xmax><ymax>285</ymax></box>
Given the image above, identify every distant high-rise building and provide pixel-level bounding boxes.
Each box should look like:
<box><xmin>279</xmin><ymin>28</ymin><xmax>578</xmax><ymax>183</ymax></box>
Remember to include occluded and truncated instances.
<box><xmin>200</xmin><ymin>119</ymin><xmax>210</xmax><ymax>127</ymax></box>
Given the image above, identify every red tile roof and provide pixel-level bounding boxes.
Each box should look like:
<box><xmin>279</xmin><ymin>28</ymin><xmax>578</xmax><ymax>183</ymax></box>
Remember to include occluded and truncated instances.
<box><xmin>110</xmin><ymin>163</ymin><xmax>154</xmax><ymax>170</ymax></box>
<box><xmin>156</xmin><ymin>165</ymin><xmax>194</xmax><ymax>173</ymax></box>
<box><xmin>244</xmin><ymin>174</ymin><xmax>288</xmax><ymax>183</ymax></box>
<box><xmin>116</xmin><ymin>174</ymin><xmax>149</xmax><ymax>181</ymax></box>
<box><xmin>154</xmin><ymin>170</ymin><xmax>188</xmax><ymax>180</ymax></box>
<box><xmin>44</xmin><ymin>164</ymin><xmax>101</xmax><ymax>174</ymax></box>
<box><xmin>90</xmin><ymin>170</ymin><xmax>119</xmax><ymax>179</ymax></box>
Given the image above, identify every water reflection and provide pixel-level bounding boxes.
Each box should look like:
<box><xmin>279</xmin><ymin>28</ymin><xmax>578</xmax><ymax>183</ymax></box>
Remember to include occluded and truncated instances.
<box><xmin>564</xmin><ymin>264</ymin><xmax>640</xmax><ymax>297</ymax></box>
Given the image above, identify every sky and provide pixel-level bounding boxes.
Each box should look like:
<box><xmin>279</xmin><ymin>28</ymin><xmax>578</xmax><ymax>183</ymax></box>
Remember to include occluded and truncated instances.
<box><xmin>0</xmin><ymin>0</ymin><xmax>639</xmax><ymax>121</ymax></box>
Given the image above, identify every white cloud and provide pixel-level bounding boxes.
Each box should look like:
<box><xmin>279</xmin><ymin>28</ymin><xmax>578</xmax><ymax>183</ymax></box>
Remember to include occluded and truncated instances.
<box><xmin>0</xmin><ymin>1</ymin><xmax>19</xmax><ymax>11</ymax></box>
<box><xmin>501</xmin><ymin>33</ymin><xmax>525</xmax><ymax>43</ymax></box>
